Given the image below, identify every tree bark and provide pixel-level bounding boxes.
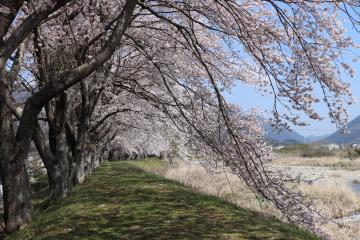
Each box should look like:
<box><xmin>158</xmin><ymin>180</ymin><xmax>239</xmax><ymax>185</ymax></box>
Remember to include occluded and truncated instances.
<box><xmin>0</xmin><ymin>70</ymin><xmax>31</xmax><ymax>233</ymax></box>
<box><xmin>50</xmin><ymin>129</ymin><xmax>71</xmax><ymax>199</ymax></box>
<box><xmin>34</xmin><ymin>92</ymin><xmax>72</xmax><ymax>199</ymax></box>
<box><xmin>2</xmin><ymin>156</ymin><xmax>31</xmax><ymax>233</ymax></box>
<box><xmin>33</xmin><ymin>122</ymin><xmax>71</xmax><ymax>200</ymax></box>
<box><xmin>72</xmin><ymin>81</ymin><xmax>90</xmax><ymax>184</ymax></box>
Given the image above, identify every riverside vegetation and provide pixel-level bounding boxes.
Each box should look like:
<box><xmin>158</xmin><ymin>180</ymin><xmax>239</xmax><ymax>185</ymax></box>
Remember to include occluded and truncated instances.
<box><xmin>134</xmin><ymin>153</ymin><xmax>360</xmax><ymax>240</ymax></box>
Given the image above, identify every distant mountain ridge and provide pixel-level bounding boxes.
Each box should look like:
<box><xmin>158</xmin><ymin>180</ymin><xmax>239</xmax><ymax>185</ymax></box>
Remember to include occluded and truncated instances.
<box><xmin>323</xmin><ymin>115</ymin><xmax>360</xmax><ymax>144</ymax></box>
<box><xmin>263</xmin><ymin>125</ymin><xmax>304</xmax><ymax>145</ymax></box>
<box><xmin>263</xmin><ymin>125</ymin><xmax>329</xmax><ymax>144</ymax></box>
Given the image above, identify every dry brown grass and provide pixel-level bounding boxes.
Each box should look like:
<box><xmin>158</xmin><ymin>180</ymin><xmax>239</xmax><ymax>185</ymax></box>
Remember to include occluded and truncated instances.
<box><xmin>299</xmin><ymin>178</ymin><xmax>360</xmax><ymax>219</ymax></box>
<box><xmin>321</xmin><ymin>221</ymin><xmax>360</xmax><ymax>240</ymax></box>
<box><xmin>300</xmin><ymin>179</ymin><xmax>360</xmax><ymax>239</ymax></box>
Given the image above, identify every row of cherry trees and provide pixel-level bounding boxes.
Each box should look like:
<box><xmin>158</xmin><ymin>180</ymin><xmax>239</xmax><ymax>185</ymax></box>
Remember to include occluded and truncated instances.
<box><xmin>0</xmin><ymin>0</ymin><xmax>359</xmax><ymax>235</ymax></box>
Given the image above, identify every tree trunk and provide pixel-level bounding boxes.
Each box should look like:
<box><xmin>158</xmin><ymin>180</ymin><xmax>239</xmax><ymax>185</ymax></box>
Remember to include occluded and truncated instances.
<box><xmin>0</xmin><ymin>75</ymin><xmax>31</xmax><ymax>233</ymax></box>
<box><xmin>33</xmin><ymin>125</ymin><xmax>72</xmax><ymax>200</ymax></box>
<box><xmin>2</xmin><ymin>159</ymin><xmax>31</xmax><ymax>233</ymax></box>
<box><xmin>33</xmin><ymin>125</ymin><xmax>71</xmax><ymax>200</ymax></box>
<box><xmin>0</xmin><ymin>41</ymin><xmax>32</xmax><ymax>232</ymax></box>
<box><xmin>48</xmin><ymin>93</ymin><xmax>72</xmax><ymax>198</ymax></box>
<box><xmin>72</xmin><ymin>81</ymin><xmax>90</xmax><ymax>184</ymax></box>
<box><xmin>32</xmin><ymin>92</ymin><xmax>72</xmax><ymax>200</ymax></box>
<box><xmin>49</xmin><ymin>131</ymin><xmax>71</xmax><ymax>199</ymax></box>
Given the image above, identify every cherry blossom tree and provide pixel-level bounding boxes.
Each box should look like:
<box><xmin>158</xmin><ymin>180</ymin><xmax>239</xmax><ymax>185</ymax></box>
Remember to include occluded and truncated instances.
<box><xmin>0</xmin><ymin>0</ymin><xmax>138</xmax><ymax>232</ymax></box>
<box><xmin>1</xmin><ymin>0</ymin><xmax>360</xmax><ymax>234</ymax></box>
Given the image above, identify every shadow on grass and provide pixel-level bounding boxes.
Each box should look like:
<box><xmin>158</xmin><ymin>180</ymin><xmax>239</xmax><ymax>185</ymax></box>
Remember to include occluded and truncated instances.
<box><xmin>7</xmin><ymin>161</ymin><xmax>319</xmax><ymax>240</ymax></box>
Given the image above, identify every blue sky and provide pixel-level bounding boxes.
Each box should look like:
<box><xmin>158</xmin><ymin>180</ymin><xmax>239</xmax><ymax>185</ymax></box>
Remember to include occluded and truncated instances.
<box><xmin>226</xmin><ymin>20</ymin><xmax>360</xmax><ymax>137</ymax></box>
<box><xmin>226</xmin><ymin>82</ymin><xmax>360</xmax><ymax>137</ymax></box>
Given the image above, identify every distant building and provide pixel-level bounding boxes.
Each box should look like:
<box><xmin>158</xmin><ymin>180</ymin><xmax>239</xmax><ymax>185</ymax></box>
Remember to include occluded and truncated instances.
<box><xmin>274</xmin><ymin>145</ymin><xmax>285</xmax><ymax>150</ymax></box>
<box><xmin>325</xmin><ymin>144</ymin><xmax>340</xmax><ymax>150</ymax></box>
<box><xmin>351</xmin><ymin>144</ymin><xmax>360</xmax><ymax>149</ymax></box>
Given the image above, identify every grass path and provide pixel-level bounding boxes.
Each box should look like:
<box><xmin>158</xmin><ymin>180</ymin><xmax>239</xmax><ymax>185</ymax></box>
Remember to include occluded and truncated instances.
<box><xmin>7</xmin><ymin>161</ymin><xmax>319</xmax><ymax>240</ymax></box>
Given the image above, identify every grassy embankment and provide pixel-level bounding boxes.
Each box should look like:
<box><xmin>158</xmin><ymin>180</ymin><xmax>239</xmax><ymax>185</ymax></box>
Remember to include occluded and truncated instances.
<box><xmin>135</xmin><ymin>158</ymin><xmax>360</xmax><ymax>240</ymax></box>
<box><xmin>7</xmin><ymin>160</ymin><xmax>318</xmax><ymax>240</ymax></box>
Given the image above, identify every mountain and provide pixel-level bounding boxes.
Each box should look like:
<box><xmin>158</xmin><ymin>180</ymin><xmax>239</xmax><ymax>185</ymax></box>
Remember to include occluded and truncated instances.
<box><xmin>263</xmin><ymin>125</ymin><xmax>305</xmax><ymax>145</ymax></box>
<box><xmin>304</xmin><ymin>134</ymin><xmax>330</xmax><ymax>143</ymax></box>
<box><xmin>323</xmin><ymin>115</ymin><xmax>360</xmax><ymax>144</ymax></box>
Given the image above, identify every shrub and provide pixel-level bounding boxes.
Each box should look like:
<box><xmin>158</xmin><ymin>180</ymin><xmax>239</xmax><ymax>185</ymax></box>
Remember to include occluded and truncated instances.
<box><xmin>275</xmin><ymin>144</ymin><xmax>334</xmax><ymax>158</ymax></box>
<box><xmin>300</xmin><ymin>146</ymin><xmax>333</xmax><ymax>158</ymax></box>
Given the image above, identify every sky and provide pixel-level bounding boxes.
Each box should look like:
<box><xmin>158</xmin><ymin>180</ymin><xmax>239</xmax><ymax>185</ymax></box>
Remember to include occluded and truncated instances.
<box><xmin>226</xmin><ymin>82</ymin><xmax>360</xmax><ymax>137</ymax></box>
<box><xmin>226</xmin><ymin>20</ymin><xmax>360</xmax><ymax>137</ymax></box>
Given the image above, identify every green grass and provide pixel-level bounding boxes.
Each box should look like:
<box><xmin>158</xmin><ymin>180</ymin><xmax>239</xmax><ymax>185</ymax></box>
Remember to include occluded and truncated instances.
<box><xmin>7</xmin><ymin>161</ymin><xmax>319</xmax><ymax>240</ymax></box>
<box><xmin>131</xmin><ymin>157</ymin><xmax>167</xmax><ymax>171</ymax></box>
<box><xmin>275</xmin><ymin>144</ymin><xmax>334</xmax><ymax>158</ymax></box>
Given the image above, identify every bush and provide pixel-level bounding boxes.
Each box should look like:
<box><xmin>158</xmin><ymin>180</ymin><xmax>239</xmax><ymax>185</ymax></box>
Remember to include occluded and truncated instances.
<box><xmin>275</xmin><ymin>144</ymin><xmax>334</xmax><ymax>158</ymax></box>
<box><xmin>300</xmin><ymin>146</ymin><xmax>333</xmax><ymax>158</ymax></box>
<box><xmin>346</xmin><ymin>148</ymin><xmax>360</xmax><ymax>159</ymax></box>
<box><xmin>275</xmin><ymin>144</ymin><xmax>309</xmax><ymax>154</ymax></box>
